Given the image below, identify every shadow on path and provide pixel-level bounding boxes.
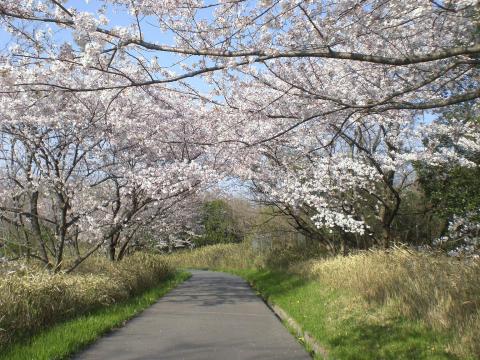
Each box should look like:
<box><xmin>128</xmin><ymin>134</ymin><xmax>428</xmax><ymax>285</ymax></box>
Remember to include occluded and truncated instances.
<box><xmin>73</xmin><ymin>270</ymin><xmax>311</xmax><ymax>360</ymax></box>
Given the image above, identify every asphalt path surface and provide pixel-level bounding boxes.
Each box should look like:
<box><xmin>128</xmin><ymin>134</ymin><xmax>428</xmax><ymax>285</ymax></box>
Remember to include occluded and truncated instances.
<box><xmin>74</xmin><ymin>270</ymin><xmax>311</xmax><ymax>360</ymax></box>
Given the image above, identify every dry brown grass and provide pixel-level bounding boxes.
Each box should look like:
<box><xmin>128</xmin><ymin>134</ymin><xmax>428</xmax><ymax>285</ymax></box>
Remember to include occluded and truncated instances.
<box><xmin>293</xmin><ymin>248</ymin><xmax>480</xmax><ymax>358</ymax></box>
<box><xmin>0</xmin><ymin>253</ymin><xmax>174</xmax><ymax>347</ymax></box>
<box><xmin>167</xmin><ymin>243</ymin><xmax>258</xmax><ymax>270</ymax></box>
<box><xmin>167</xmin><ymin>242</ymin><xmax>326</xmax><ymax>270</ymax></box>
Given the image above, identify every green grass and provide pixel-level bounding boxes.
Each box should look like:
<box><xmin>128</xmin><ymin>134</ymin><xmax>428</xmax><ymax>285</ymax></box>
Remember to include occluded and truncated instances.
<box><xmin>232</xmin><ymin>269</ymin><xmax>459</xmax><ymax>360</ymax></box>
<box><xmin>0</xmin><ymin>271</ymin><xmax>190</xmax><ymax>360</ymax></box>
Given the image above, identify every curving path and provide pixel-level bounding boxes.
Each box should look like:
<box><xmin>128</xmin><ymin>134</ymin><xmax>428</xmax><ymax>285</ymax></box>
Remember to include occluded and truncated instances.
<box><xmin>74</xmin><ymin>270</ymin><xmax>311</xmax><ymax>360</ymax></box>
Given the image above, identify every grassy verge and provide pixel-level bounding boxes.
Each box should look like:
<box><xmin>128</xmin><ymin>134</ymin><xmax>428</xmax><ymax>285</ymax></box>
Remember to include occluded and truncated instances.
<box><xmin>0</xmin><ymin>271</ymin><xmax>190</xmax><ymax>360</ymax></box>
<box><xmin>168</xmin><ymin>244</ymin><xmax>479</xmax><ymax>359</ymax></box>
<box><xmin>0</xmin><ymin>253</ymin><xmax>176</xmax><ymax>346</ymax></box>
<box><xmin>233</xmin><ymin>269</ymin><xmax>458</xmax><ymax>360</ymax></box>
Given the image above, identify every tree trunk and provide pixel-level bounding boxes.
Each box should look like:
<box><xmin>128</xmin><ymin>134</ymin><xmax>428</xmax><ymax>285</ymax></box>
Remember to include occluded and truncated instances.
<box><xmin>379</xmin><ymin>168</ymin><xmax>401</xmax><ymax>249</ymax></box>
<box><xmin>54</xmin><ymin>195</ymin><xmax>69</xmax><ymax>272</ymax></box>
<box><xmin>381</xmin><ymin>226</ymin><xmax>391</xmax><ymax>249</ymax></box>
<box><xmin>30</xmin><ymin>191</ymin><xmax>50</xmax><ymax>265</ymax></box>
<box><xmin>108</xmin><ymin>241</ymin><xmax>116</xmax><ymax>261</ymax></box>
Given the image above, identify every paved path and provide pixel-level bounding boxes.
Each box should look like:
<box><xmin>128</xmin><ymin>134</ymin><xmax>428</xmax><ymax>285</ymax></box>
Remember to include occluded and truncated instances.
<box><xmin>74</xmin><ymin>270</ymin><xmax>311</xmax><ymax>360</ymax></box>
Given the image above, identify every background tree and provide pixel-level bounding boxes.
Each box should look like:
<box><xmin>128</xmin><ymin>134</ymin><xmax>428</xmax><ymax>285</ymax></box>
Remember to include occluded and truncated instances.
<box><xmin>195</xmin><ymin>199</ymin><xmax>241</xmax><ymax>247</ymax></box>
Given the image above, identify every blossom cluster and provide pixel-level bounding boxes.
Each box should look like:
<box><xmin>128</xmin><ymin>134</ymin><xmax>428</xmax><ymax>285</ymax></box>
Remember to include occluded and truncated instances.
<box><xmin>434</xmin><ymin>210</ymin><xmax>480</xmax><ymax>259</ymax></box>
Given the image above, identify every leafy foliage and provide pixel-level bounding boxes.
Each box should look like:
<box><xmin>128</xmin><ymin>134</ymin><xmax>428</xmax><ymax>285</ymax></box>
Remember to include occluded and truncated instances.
<box><xmin>195</xmin><ymin>200</ymin><xmax>241</xmax><ymax>247</ymax></box>
<box><xmin>417</xmin><ymin>163</ymin><xmax>480</xmax><ymax>221</ymax></box>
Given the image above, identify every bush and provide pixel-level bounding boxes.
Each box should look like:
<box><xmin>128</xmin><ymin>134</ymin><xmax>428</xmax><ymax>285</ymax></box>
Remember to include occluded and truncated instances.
<box><xmin>0</xmin><ymin>253</ymin><xmax>174</xmax><ymax>347</ymax></box>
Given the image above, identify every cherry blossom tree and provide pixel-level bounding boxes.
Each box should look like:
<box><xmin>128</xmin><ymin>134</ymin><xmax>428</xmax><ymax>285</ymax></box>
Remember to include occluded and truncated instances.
<box><xmin>0</xmin><ymin>1</ymin><xmax>477</xmax><ymax>103</ymax></box>
<box><xmin>0</xmin><ymin>81</ymin><xmax>110</xmax><ymax>269</ymax></box>
<box><xmin>0</xmin><ymin>66</ymin><xmax>215</xmax><ymax>269</ymax></box>
<box><xmin>215</xmin><ymin>74</ymin><xmax>480</xmax><ymax>251</ymax></box>
<box><xmin>0</xmin><ymin>0</ymin><xmax>479</xmax><ymax>255</ymax></box>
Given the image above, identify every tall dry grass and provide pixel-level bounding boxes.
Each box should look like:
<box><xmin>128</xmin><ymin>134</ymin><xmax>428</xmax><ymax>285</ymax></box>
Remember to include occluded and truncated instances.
<box><xmin>293</xmin><ymin>248</ymin><xmax>480</xmax><ymax>358</ymax></box>
<box><xmin>167</xmin><ymin>243</ymin><xmax>258</xmax><ymax>270</ymax></box>
<box><xmin>168</xmin><ymin>242</ymin><xmax>326</xmax><ymax>270</ymax></box>
<box><xmin>0</xmin><ymin>253</ymin><xmax>174</xmax><ymax>347</ymax></box>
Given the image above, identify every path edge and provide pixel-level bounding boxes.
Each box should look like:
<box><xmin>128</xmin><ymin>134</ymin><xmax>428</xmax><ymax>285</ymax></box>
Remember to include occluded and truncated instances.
<box><xmin>244</xmin><ymin>279</ymin><xmax>330</xmax><ymax>360</ymax></box>
<box><xmin>70</xmin><ymin>271</ymin><xmax>192</xmax><ymax>360</ymax></box>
